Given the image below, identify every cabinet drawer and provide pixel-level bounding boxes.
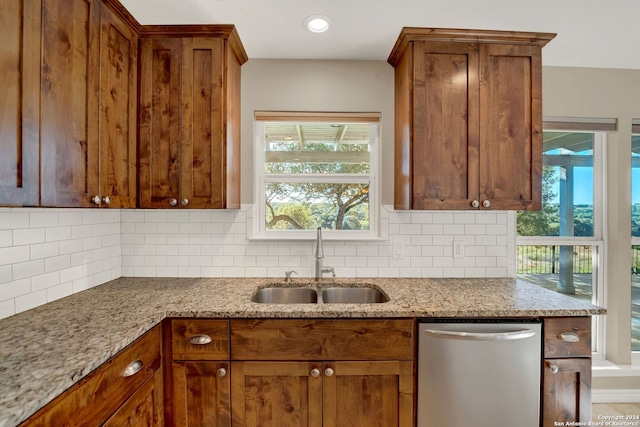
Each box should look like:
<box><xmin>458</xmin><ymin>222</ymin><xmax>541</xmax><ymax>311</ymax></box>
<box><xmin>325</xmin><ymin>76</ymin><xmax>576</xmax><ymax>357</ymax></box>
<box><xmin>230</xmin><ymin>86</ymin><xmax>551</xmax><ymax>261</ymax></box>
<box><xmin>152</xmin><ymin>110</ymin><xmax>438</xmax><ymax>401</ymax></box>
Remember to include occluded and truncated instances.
<box><xmin>230</xmin><ymin>319</ymin><xmax>414</xmax><ymax>361</ymax></box>
<box><xmin>544</xmin><ymin>317</ymin><xmax>591</xmax><ymax>358</ymax></box>
<box><xmin>22</xmin><ymin>325</ymin><xmax>161</xmax><ymax>426</ymax></box>
<box><xmin>171</xmin><ymin>319</ymin><xmax>229</xmax><ymax>360</ymax></box>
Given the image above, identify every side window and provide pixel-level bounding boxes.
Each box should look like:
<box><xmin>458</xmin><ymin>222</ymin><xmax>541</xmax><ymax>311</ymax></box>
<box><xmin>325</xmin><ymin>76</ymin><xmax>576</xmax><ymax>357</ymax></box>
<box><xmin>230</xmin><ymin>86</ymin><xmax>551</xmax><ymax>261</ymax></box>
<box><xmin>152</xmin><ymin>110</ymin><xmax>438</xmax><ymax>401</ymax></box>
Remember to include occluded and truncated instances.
<box><xmin>517</xmin><ymin>127</ymin><xmax>606</xmax><ymax>352</ymax></box>
<box><xmin>631</xmin><ymin>119</ymin><xmax>639</xmax><ymax>352</ymax></box>
<box><xmin>253</xmin><ymin>112</ymin><xmax>379</xmax><ymax>239</ymax></box>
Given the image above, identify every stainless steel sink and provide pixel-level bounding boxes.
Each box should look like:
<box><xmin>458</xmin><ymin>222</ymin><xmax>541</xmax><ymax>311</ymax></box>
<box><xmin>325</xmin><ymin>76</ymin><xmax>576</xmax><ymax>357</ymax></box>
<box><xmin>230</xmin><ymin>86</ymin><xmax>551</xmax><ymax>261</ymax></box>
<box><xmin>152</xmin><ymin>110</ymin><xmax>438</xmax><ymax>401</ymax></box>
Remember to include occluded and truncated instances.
<box><xmin>251</xmin><ymin>287</ymin><xmax>318</xmax><ymax>304</ymax></box>
<box><xmin>321</xmin><ymin>287</ymin><xmax>389</xmax><ymax>303</ymax></box>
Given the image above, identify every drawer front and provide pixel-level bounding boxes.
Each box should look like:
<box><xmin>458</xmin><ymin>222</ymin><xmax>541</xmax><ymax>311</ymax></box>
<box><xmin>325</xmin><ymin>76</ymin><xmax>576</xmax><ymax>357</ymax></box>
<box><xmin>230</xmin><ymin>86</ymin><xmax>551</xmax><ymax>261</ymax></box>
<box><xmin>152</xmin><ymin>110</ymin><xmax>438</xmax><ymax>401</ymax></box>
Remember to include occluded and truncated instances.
<box><xmin>230</xmin><ymin>319</ymin><xmax>414</xmax><ymax>361</ymax></box>
<box><xmin>171</xmin><ymin>319</ymin><xmax>229</xmax><ymax>360</ymax></box>
<box><xmin>22</xmin><ymin>325</ymin><xmax>162</xmax><ymax>426</ymax></box>
<box><xmin>544</xmin><ymin>317</ymin><xmax>591</xmax><ymax>358</ymax></box>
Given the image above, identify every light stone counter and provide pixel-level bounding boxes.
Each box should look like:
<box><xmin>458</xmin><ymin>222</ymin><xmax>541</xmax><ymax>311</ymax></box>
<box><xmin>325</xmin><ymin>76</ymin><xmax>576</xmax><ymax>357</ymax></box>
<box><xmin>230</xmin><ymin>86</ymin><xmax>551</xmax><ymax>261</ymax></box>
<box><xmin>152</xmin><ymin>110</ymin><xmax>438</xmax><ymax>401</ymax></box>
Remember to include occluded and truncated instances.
<box><xmin>0</xmin><ymin>277</ymin><xmax>605</xmax><ymax>426</ymax></box>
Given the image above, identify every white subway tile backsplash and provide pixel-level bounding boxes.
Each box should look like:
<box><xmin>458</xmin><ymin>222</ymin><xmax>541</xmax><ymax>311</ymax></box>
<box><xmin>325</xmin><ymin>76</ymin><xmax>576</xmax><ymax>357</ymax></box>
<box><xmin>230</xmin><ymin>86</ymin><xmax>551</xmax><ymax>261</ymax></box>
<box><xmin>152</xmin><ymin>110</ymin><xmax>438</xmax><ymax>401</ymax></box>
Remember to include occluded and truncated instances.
<box><xmin>0</xmin><ymin>205</ymin><xmax>515</xmax><ymax>320</ymax></box>
<box><xmin>13</xmin><ymin>260</ymin><xmax>44</xmax><ymax>281</ymax></box>
<box><xmin>0</xmin><ymin>246</ymin><xmax>30</xmax><ymax>266</ymax></box>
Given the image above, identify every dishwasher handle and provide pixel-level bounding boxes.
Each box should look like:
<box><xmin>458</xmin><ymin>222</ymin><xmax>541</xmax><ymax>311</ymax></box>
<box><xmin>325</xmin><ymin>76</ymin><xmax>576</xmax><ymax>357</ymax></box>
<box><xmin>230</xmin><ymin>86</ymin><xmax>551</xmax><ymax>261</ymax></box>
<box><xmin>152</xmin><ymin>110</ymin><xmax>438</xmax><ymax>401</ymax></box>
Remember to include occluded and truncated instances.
<box><xmin>423</xmin><ymin>328</ymin><xmax>537</xmax><ymax>341</ymax></box>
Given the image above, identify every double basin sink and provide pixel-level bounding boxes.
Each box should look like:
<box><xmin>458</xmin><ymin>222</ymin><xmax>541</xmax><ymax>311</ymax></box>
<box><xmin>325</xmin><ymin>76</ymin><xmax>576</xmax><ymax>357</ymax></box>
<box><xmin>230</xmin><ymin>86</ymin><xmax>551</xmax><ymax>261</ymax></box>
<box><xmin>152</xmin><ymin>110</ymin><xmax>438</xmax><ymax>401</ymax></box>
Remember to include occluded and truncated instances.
<box><xmin>251</xmin><ymin>284</ymin><xmax>389</xmax><ymax>304</ymax></box>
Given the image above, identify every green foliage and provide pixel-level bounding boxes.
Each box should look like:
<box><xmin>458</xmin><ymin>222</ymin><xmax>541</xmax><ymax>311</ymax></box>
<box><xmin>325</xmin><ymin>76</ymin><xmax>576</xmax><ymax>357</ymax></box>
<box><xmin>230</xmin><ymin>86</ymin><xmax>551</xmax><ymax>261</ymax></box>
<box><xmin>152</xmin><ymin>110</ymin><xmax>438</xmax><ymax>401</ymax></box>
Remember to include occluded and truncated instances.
<box><xmin>265</xmin><ymin>137</ymin><xmax>371</xmax><ymax>231</ymax></box>
<box><xmin>517</xmin><ymin>166</ymin><xmax>560</xmax><ymax>236</ymax></box>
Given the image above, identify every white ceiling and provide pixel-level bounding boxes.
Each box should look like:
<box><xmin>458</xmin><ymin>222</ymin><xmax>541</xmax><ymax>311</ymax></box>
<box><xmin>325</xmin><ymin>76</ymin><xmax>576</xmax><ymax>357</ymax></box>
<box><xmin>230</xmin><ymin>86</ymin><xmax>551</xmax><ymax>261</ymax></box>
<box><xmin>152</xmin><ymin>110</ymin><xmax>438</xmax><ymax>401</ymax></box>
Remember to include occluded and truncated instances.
<box><xmin>121</xmin><ymin>0</ymin><xmax>640</xmax><ymax>70</ymax></box>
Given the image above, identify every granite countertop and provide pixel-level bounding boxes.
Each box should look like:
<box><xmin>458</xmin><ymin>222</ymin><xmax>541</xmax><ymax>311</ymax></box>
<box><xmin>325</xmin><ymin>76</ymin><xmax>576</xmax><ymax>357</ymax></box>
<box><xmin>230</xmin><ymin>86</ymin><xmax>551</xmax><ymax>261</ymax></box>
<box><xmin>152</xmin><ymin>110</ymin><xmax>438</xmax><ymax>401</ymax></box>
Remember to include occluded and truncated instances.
<box><xmin>0</xmin><ymin>277</ymin><xmax>605</xmax><ymax>427</ymax></box>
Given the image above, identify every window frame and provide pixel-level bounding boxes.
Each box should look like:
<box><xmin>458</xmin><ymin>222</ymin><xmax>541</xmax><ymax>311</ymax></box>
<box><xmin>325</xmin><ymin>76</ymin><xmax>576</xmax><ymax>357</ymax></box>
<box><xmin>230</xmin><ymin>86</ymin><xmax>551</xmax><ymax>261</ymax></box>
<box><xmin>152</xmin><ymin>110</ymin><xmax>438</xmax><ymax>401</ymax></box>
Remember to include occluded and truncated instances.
<box><xmin>251</xmin><ymin>112</ymin><xmax>381</xmax><ymax>240</ymax></box>
<box><xmin>632</xmin><ymin>121</ymin><xmax>640</xmax><ymax>360</ymax></box>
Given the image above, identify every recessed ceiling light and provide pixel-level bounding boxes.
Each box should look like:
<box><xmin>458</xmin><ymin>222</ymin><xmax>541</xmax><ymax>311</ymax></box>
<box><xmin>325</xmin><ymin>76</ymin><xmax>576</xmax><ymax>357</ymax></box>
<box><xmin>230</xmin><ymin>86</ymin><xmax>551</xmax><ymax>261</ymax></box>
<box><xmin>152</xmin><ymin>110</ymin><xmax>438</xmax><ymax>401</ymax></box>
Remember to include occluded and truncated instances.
<box><xmin>303</xmin><ymin>15</ymin><xmax>331</xmax><ymax>33</ymax></box>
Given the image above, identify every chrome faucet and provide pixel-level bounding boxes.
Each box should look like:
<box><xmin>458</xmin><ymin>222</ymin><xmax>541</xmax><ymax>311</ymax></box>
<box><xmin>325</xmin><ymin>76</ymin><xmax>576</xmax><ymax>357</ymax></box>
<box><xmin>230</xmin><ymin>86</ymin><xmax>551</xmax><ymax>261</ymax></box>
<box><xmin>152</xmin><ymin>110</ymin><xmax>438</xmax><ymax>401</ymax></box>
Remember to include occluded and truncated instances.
<box><xmin>314</xmin><ymin>227</ymin><xmax>335</xmax><ymax>281</ymax></box>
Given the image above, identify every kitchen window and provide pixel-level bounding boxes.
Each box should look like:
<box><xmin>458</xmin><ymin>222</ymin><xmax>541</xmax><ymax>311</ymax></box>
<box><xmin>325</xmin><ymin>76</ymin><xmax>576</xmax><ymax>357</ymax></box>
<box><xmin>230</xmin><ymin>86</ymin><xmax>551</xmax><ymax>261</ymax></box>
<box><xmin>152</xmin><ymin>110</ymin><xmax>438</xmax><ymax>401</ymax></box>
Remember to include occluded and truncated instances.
<box><xmin>517</xmin><ymin>121</ymin><xmax>611</xmax><ymax>353</ymax></box>
<box><xmin>252</xmin><ymin>112</ymin><xmax>380</xmax><ymax>240</ymax></box>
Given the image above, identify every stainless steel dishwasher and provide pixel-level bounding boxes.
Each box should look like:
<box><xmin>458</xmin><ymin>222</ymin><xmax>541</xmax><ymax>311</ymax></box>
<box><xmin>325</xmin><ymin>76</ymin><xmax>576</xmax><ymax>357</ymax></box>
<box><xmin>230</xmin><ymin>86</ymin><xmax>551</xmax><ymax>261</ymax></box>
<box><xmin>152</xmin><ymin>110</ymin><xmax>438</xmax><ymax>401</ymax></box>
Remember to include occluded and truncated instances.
<box><xmin>417</xmin><ymin>320</ymin><xmax>542</xmax><ymax>427</ymax></box>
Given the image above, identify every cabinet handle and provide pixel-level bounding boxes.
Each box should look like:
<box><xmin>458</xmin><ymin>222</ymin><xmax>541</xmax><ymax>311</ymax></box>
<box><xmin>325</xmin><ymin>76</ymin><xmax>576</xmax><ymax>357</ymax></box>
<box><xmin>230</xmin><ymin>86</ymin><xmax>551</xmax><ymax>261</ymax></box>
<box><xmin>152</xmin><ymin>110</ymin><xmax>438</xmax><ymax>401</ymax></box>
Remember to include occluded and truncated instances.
<box><xmin>181</xmin><ymin>198</ymin><xmax>189</xmax><ymax>206</ymax></box>
<box><xmin>482</xmin><ymin>200</ymin><xmax>491</xmax><ymax>208</ymax></box>
<box><xmin>169</xmin><ymin>198</ymin><xmax>178</xmax><ymax>207</ymax></box>
<box><xmin>471</xmin><ymin>200</ymin><xmax>480</xmax><ymax>208</ymax></box>
<box><xmin>102</xmin><ymin>196</ymin><xmax>111</xmax><ymax>205</ymax></box>
<box><xmin>217</xmin><ymin>368</ymin><xmax>227</xmax><ymax>377</ymax></box>
<box><xmin>324</xmin><ymin>367</ymin><xmax>334</xmax><ymax>377</ymax></box>
<box><xmin>310</xmin><ymin>368</ymin><xmax>320</xmax><ymax>378</ymax></box>
<box><xmin>558</xmin><ymin>332</ymin><xmax>580</xmax><ymax>342</ymax></box>
<box><xmin>189</xmin><ymin>334</ymin><xmax>213</xmax><ymax>345</ymax></box>
<box><xmin>123</xmin><ymin>359</ymin><xmax>143</xmax><ymax>377</ymax></box>
<box><xmin>91</xmin><ymin>195</ymin><xmax>101</xmax><ymax>205</ymax></box>
<box><xmin>546</xmin><ymin>362</ymin><xmax>559</xmax><ymax>374</ymax></box>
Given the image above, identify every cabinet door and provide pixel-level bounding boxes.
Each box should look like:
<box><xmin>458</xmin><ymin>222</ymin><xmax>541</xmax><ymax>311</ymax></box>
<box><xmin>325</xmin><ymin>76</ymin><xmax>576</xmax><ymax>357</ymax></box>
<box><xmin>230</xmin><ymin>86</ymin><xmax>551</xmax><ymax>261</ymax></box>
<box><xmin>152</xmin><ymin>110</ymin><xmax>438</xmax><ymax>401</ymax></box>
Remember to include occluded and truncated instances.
<box><xmin>0</xmin><ymin>0</ymin><xmax>40</xmax><ymax>207</ymax></box>
<box><xmin>409</xmin><ymin>41</ymin><xmax>480</xmax><ymax>210</ymax></box>
<box><xmin>323</xmin><ymin>361</ymin><xmax>413</xmax><ymax>427</ymax></box>
<box><xmin>103</xmin><ymin>369</ymin><xmax>164</xmax><ymax>427</ymax></box>
<box><xmin>173</xmin><ymin>361</ymin><xmax>231</xmax><ymax>427</ymax></box>
<box><xmin>181</xmin><ymin>38</ymin><xmax>225</xmax><ymax>209</ymax></box>
<box><xmin>98</xmin><ymin>4</ymin><xmax>138</xmax><ymax>208</ymax></box>
<box><xmin>231</xmin><ymin>361</ymin><xmax>322</xmax><ymax>427</ymax></box>
<box><xmin>479</xmin><ymin>43</ymin><xmax>543</xmax><ymax>210</ymax></box>
<box><xmin>139</xmin><ymin>38</ymin><xmax>182</xmax><ymax>208</ymax></box>
<box><xmin>40</xmin><ymin>0</ymin><xmax>100</xmax><ymax>207</ymax></box>
<box><xmin>542</xmin><ymin>358</ymin><xmax>591</xmax><ymax>426</ymax></box>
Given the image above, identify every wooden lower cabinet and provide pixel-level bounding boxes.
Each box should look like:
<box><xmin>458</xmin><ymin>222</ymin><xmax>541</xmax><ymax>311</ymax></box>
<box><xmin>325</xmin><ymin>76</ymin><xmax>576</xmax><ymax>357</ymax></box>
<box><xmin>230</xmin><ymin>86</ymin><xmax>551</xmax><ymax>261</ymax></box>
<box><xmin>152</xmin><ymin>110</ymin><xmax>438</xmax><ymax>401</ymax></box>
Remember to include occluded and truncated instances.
<box><xmin>231</xmin><ymin>361</ymin><xmax>413</xmax><ymax>427</ymax></box>
<box><xmin>542</xmin><ymin>358</ymin><xmax>591</xmax><ymax>426</ymax></box>
<box><xmin>21</xmin><ymin>325</ymin><xmax>162</xmax><ymax>426</ymax></box>
<box><xmin>172</xmin><ymin>361</ymin><xmax>231</xmax><ymax>427</ymax></box>
<box><xmin>103</xmin><ymin>369</ymin><xmax>164</xmax><ymax>427</ymax></box>
<box><xmin>541</xmin><ymin>317</ymin><xmax>592</xmax><ymax>426</ymax></box>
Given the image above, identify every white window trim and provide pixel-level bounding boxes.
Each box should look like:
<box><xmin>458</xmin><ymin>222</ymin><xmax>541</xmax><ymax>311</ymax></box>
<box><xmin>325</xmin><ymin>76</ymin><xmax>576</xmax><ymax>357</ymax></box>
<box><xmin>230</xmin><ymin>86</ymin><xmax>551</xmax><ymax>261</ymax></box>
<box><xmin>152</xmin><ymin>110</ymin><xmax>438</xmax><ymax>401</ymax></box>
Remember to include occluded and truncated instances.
<box><xmin>516</xmin><ymin>130</ymin><xmax>606</xmax><ymax>355</ymax></box>
<box><xmin>251</xmin><ymin>117</ymin><xmax>381</xmax><ymax>241</ymax></box>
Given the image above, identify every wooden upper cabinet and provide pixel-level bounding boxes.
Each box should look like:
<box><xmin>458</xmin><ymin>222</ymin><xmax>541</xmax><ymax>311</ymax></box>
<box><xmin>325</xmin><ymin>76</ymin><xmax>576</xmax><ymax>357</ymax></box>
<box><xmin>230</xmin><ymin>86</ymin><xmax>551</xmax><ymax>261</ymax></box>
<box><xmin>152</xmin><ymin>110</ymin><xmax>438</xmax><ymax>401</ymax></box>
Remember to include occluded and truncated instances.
<box><xmin>0</xmin><ymin>0</ymin><xmax>41</xmax><ymax>206</ymax></box>
<box><xmin>40</xmin><ymin>0</ymin><xmax>101</xmax><ymax>207</ymax></box>
<box><xmin>388</xmin><ymin>28</ymin><xmax>555</xmax><ymax>210</ymax></box>
<box><xmin>98</xmin><ymin>3</ymin><xmax>139</xmax><ymax>208</ymax></box>
<box><xmin>138</xmin><ymin>27</ymin><xmax>247</xmax><ymax>209</ymax></box>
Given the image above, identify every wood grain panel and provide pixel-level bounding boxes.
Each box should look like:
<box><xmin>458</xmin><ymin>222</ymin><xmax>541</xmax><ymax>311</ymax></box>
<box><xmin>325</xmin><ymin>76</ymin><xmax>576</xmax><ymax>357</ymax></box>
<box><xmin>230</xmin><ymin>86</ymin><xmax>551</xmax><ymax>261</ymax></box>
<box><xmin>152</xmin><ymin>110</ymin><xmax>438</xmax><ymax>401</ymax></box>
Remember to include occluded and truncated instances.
<box><xmin>40</xmin><ymin>0</ymin><xmax>100</xmax><ymax>207</ymax></box>
<box><xmin>230</xmin><ymin>319</ymin><xmax>414</xmax><ymax>361</ymax></box>
<box><xmin>412</xmin><ymin>41</ymin><xmax>480</xmax><ymax>209</ymax></box>
<box><xmin>479</xmin><ymin>43</ymin><xmax>542</xmax><ymax>210</ymax></box>
<box><xmin>323</xmin><ymin>361</ymin><xmax>413</xmax><ymax>427</ymax></box>
<box><xmin>393</xmin><ymin>40</ymin><xmax>413</xmax><ymax>210</ymax></box>
<box><xmin>103</xmin><ymin>369</ymin><xmax>164</xmax><ymax>427</ymax></box>
<box><xmin>171</xmin><ymin>318</ymin><xmax>229</xmax><ymax>360</ymax></box>
<box><xmin>172</xmin><ymin>362</ymin><xmax>231</xmax><ymax>427</ymax></box>
<box><xmin>181</xmin><ymin>38</ymin><xmax>224</xmax><ymax>208</ymax></box>
<box><xmin>138</xmin><ymin>37</ymin><xmax>182</xmax><ymax>208</ymax></box>
<box><xmin>231</xmin><ymin>361</ymin><xmax>322</xmax><ymax>427</ymax></box>
<box><xmin>0</xmin><ymin>0</ymin><xmax>40</xmax><ymax>206</ymax></box>
<box><xmin>224</xmin><ymin>39</ymin><xmax>243</xmax><ymax>209</ymax></box>
<box><xmin>21</xmin><ymin>325</ymin><xmax>162</xmax><ymax>426</ymax></box>
<box><xmin>544</xmin><ymin>317</ymin><xmax>591</xmax><ymax>358</ymax></box>
<box><xmin>542</xmin><ymin>358</ymin><xmax>591</xmax><ymax>426</ymax></box>
<box><xmin>99</xmin><ymin>4</ymin><xmax>138</xmax><ymax>208</ymax></box>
